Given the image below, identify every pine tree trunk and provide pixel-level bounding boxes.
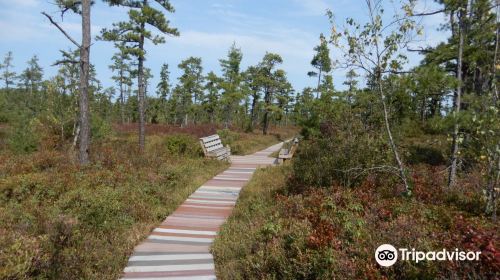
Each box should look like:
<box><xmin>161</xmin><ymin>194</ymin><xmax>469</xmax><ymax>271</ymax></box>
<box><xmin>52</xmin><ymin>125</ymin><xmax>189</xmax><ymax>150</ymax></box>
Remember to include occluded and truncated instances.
<box><xmin>448</xmin><ymin>3</ymin><xmax>467</xmax><ymax>188</ymax></box>
<box><xmin>78</xmin><ymin>0</ymin><xmax>91</xmax><ymax>165</ymax></box>
<box><xmin>317</xmin><ymin>68</ymin><xmax>322</xmax><ymax>99</ymax></box>
<box><xmin>420</xmin><ymin>95</ymin><xmax>426</xmax><ymax>121</ymax></box>
<box><xmin>120</xmin><ymin>69</ymin><xmax>125</xmax><ymax>124</ymax></box>
<box><xmin>138</xmin><ymin>25</ymin><xmax>146</xmax><ymax>151</ymax></box>
<box><xmin>249</xmin><ymin>93</ymin><xmax>258</xmax><ymax>130</ymax></box>
<box><xmin>263</xmin><ymin>89</ymin><xmax>270</xmax><ymax>135</ymax></box>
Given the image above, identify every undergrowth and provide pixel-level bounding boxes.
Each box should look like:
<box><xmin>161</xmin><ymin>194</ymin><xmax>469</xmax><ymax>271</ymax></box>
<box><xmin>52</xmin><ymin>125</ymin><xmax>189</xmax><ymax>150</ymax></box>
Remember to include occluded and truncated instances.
<box><xmin>0</xmin><ymin>133</ymin><xmax>228</xmax><ymax>279</ymax></box>
<box><xmin>213</xmin><ymin>157</ymin><xmax>499</xmax><ymax>280</ymax></box>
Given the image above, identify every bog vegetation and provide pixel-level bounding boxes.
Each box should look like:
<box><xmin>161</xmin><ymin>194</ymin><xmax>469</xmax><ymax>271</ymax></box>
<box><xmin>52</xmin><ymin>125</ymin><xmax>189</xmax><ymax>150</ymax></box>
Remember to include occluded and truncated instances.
<box><xmin>0</xmin><ymin>0</ymin><xmax>499</xmax><ymax>279</ymax></box>
<box><xmin>214</xmin><ymin>0</ymin><xmax>499</xmax><ymax>279</ymax></box>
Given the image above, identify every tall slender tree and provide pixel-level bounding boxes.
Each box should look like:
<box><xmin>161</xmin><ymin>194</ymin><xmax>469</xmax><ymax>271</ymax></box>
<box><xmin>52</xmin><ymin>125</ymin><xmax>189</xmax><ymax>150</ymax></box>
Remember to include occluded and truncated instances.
<box><xmin>448</xmin><ymin>0</ymin><xmax>471</xmax><ymax>188</ymax></box>
<box><xmin>157</xmin><ymin>63</ymin><xmax>171</xmax><ymax>122</ymax></box>
<box><xmin>258</xmin><ymin>52</ymin><xmax>283</xmax><ymax>135</ymax></box>
<box><xmin>42</xmin><ymin>0</ymin><xmax>92</xmax><ymax>164</ymax></box>
<box><xmin>100</xmin><ymin>0</ymin><xmax>179</xmax><ymax>151</ymax></box>
<box><xmin>18</xmin><ymin>55</ymin><xmax>44</xmax><ymax>95</ymax></box>
<box><xmin>329</xmin><ymin>0</ymin><xmax>418</xmax><ymax>194</ymax></box>
<box><xmin>110</xmin><ymin>51</ymin><xmax>132</xmax><ymax>123</ymax></box>
<box><xmin>204</xmin><ymin>71</ymin><xmax>222</xmax><ymax>124</ymax></box>
<box><xmin>308</xmin><ymin>33</ymin><xmax>332</xmax><ymax>98</ymax></box>
<box><xmin>243</xmin><ymin>65</ymin><xmax>263</xmax><ymax>131</ymax></box>
<box><xmin>176</xmin><ymin>57</ymin><xmax>204</xmax><ymax>127</ymax></box>
<box><xmin>219</xmin><ymin>44</ymin><xmax>243</xmax><ymax>128</ymax></box>
<box><xmin>0</xmin><ymin>51</ymin><xmax>16</xmax><ymax>90</ymax></box>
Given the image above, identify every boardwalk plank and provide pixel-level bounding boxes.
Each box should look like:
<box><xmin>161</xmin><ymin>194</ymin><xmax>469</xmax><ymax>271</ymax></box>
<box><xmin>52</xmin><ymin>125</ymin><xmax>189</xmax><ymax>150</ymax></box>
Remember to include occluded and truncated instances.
<box><xmin>121</xmin><ymin>142</ymin><xmax>283</xmax><ymax>279</ymax></box>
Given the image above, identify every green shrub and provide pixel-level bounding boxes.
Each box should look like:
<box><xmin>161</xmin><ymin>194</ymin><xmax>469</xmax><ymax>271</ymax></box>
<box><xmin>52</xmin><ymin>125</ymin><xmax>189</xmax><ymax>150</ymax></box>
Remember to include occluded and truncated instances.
<box><xmin>91</xmin><ymin>115</ymin><xmax>112</xmax><ymax>141</ymax></box>
<box><xmin>7</xmin><ymin>120</ymin><xmax>39</xmax><ymax>154</ymax></box>
<box><xmin>217</xmin><ymin>128</ymin><xmax>240</xmax><ymax>146</ymax></box>
<box><xmin>422</xmin><ymin>116</ymin><xmax>450</xmax><ymax>135</ymax></box>
<box><xmin>406</xmin><ymin>145</ymin><xmax>446</xmax><ymax>166</ymax></box>
<box><xmin>289</xmin><ymin>131</ymin><xmax>389</xmax><ymax>191</ymax></box>
<box><xmin>163</xmin><ymin>134</ymin><xmax>203</xmax><ymax>157</ymax></box>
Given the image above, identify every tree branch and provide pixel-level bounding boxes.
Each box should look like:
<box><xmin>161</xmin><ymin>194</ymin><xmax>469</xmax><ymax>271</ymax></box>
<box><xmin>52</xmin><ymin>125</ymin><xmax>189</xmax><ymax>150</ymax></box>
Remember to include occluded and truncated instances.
<box><xmin>52</xmin><ymin>59</ymin><xmax>79</xmax><ymax>66</ymax></box>
<box><xmin>412</xmin><ymin>9</ymin><xmax>445</xmax><ymax>17</ymax></box>
<box><xmin>42</xmin><ymin>11</ymin><xmax>81</xmax><ymax>48</ymax></box>
<box><xmin>407</xmin><ymin>47</ymin><xmax>433</xmax><ymax>53</ymax></box>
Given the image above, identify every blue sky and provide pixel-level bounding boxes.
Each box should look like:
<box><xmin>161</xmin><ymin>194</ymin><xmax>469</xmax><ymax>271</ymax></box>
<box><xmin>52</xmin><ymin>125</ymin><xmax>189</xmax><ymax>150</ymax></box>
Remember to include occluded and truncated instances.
<box><xmin>0</xmin><ymin>0</ymin><xmax>448</xmax><ymax>94</ymax></box>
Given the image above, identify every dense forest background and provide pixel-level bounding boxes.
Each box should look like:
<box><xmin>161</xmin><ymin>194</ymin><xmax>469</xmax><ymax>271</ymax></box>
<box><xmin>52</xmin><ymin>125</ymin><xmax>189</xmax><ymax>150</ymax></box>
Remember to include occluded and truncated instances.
<box><xmin>0</xmin><ymin>0</ymin><xmax>498</xmax><ymax>279</ymax></box>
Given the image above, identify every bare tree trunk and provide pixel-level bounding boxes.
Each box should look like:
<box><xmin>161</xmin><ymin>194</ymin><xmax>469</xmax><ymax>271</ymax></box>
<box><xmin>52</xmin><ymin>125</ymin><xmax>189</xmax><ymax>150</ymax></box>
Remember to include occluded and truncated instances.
<box><xmin>120</xmin><ymin>69</ymin><xmax>125</xmax><ymax>124</ymax></box>
<box><xmin>72</xmin><ymin>125</ymin><xmax>80</xmax><ymax>149</ymax></box>
<box><xmin>485</xmin><ymin>2</ymin><xmax>499</xmax><ymax>221</ymax></box>
<box><xmin>137</xmin><ymin>2</ymin><xmax>146</xmax><ymax>151</ymax></box>
<box><xmin>183</xmin><ymin>113</ymin><xmax>188</xmax><ymax>128</ymax></box>
<box><xmin>263</xmin><ymin>88</ymin><xmax>271</xmax><ymax>135</ymax></box>
<box><xmin>377</xmin><ymin>76</ymin><xmax>411</xmax><ymax>193</ymax></box>
<box><xmin>448</xmin><ymin>2</ymin><xmax>468</xmax><ymax>188</ymax></box>
<box><xmin>317</xmin><ymin>68</ymin><xmax>322</xmax><ymax>99</ymax></box>
<box><xmin>485</xmin><ymin>156</ymin><xmax>499</xmax><ymax>222</ymax></box>
<box><xmin>78</xmin><ymin>0</ymin><xmax>91</xmax><ymax>165</ymax></box>
<box><xmin>492</xmin><ymin>1</ymin><xmax>499</xmax><ymax>105</ymax></box>
<box><xmin>249</xmin><ymin>93</ymin><xmax>258</xmax><ymax>130</ymax></box>
<box><xmin>420</xmin><ymin>94</ymin><xmax>426</xmax><ymax>121</ymax></box>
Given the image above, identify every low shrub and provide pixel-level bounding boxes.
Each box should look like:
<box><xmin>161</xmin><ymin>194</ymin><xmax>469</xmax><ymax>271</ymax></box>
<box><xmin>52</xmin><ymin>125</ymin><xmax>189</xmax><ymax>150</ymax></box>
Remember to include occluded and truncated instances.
<box><xmin>0</xmin><ymin>133</ymin><xmax>228</xmax><ymax>279</ymax></box>
<box><xmin>214</xmin><ymin>164</ymin><xmax>499</xmax><ymax>280</ymax></box>
<box><xmin>406</xmin><ymin>145</ymin><xmax>446</xmax><ymax>166</ymax></box>
<box><xmin>163</xmin><ymin>134</ymin><xmax>203</xmax><ymax>157</ymax></box>
<box><xmin>217</xmin><ymin>128</ymin><xmax>240</xmax><ymax>147</ymax></box>
<box><xmin>7</xmin><ymin>120</ymin><xmax>39</xmax><ymax>154</ymax></box>
<box><xmin>289</xmin><ymin>128</ymin><xmax>390</xmax><ymax>191</ymax></box>
<box><xmin>91</xmin><ymin>115</ymin><xmax>113</xmax><ymax>141</ymax></box>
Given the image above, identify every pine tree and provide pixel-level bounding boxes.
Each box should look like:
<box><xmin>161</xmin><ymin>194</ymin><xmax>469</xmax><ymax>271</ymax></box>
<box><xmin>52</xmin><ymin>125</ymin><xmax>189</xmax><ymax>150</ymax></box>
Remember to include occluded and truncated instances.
<box><xmin>308</xmin><ymin>33</ymin><xmax>332</xmax><ymax>98</ymax></box>
<box><xmin>100</xmin><ymin>0</ymin><xmax>179</xmax><ymax>150</ymax></box>
<box><xmin>0</xmin><ymin>51</ymin><xmax>16</xmax><ymax>90</ymax></box>
<box><xmin>176</xmin><ymin>57</ymin><xmax>204</xmax><ymax>127</ymax></box>
<box><xmin>274</xmin><ymin>70</ymin><xmax>293</xmax><ymax>126</ymax></box>
<box><xmin>42</xmin><ymin>0</ymin><xmax>92</xmax><ymax>164</ymax></box>
<box><xmin>109</xmin><ymin>51</ymin><xmax>132</xmax><ymax>123</ymax></box>
<box><xmin>243</xmin><ymin>65</ymin><xmax>263</xmax><ymax>131</ymax></box>
<box><xmin>219</xmin><ymin>44</ymin><xmax>243</xmax><ymax>128</ymax></box>
<box><xmin>18</xmin><ymin>55</ymin><xmax>44</xmax><ymax>95</ymax></box>
<box><xmin>157</xmin><ymin>63</ymin><xmax>171</xmax><ymax>122</ymax></box>
<box><xmin>204</xmin><ymin>71</ymin><xmax>222</xmax><ymax>124</ymax></box>
<box><xmin>258</xmin><ymin>52</ymin><xmax>283</xmax><ymax>135</ymax></box>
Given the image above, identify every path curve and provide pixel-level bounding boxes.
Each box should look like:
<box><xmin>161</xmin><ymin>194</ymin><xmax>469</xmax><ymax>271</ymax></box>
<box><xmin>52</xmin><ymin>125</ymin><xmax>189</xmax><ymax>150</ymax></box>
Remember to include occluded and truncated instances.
<box><xmin>121</xmin><ymin>142</ymin><xmax>283</xmax><ymax>280</ymax></box>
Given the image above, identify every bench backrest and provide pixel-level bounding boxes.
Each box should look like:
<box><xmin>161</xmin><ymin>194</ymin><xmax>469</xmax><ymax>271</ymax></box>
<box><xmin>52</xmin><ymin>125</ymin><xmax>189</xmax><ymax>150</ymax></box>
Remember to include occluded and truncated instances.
<box><xmin>199</xmin><ymin>134</ymin><xmax>224</xmax><ymax>155</ymax></box>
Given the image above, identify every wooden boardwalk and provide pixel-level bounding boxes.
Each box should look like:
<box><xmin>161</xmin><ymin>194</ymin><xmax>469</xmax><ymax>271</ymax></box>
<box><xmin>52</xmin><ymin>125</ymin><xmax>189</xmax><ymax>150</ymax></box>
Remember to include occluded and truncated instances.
<box><xmin>121</xmin><ymin>142</ymin><xmax>283</xmax><ymax>280</ymax></box>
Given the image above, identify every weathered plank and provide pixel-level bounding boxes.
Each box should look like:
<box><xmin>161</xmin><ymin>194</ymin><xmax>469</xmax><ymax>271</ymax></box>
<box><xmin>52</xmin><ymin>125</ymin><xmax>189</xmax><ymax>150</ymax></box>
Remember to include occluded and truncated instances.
<box><xmin>120</xmin><ymin>142</ymin><xmax>283</xmax><ymax>280</ymax></box>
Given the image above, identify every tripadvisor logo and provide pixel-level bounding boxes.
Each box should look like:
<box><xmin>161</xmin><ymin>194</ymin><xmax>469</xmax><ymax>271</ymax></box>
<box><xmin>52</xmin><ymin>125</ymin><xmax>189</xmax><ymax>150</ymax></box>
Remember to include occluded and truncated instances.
<box><xmin>375</xmin><ymin>244</ymin><xmax>481</xmax><ymax>267</ymax></box>
<box><xmin>375</xmin><ymin>244</ymin><xmax>398</xmax><ymax>267</ymax></box>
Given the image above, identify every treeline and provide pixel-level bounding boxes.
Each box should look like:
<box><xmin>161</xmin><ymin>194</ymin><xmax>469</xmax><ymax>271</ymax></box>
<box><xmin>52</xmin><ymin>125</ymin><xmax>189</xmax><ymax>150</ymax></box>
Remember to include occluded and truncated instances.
<box><xmin>0</xmin><ymin>45</ymin><xmax>296</xmax><ymax>144</ymax></box>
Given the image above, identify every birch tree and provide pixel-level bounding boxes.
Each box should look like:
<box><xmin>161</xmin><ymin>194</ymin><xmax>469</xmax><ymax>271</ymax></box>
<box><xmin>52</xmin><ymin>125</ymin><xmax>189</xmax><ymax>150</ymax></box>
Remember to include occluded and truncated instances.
<box><xmin>448</xmin><ymin>0</ymin><xmax>471</xmax><ymax>188</ymax></box>
<box><xmin>328</xmin><ymin>0</ymin><xmax>419</xmax><ymax>194</ymax></box>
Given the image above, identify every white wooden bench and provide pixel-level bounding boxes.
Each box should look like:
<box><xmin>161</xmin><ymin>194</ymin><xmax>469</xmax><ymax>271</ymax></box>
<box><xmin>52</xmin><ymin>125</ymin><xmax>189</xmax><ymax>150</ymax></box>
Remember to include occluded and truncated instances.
<box><xmin>278</xmin><ymin>138</ymin><xmax>299</xmax><ymax>164</ymax></box>
<box><xmin>199</xmin><ymin>134</ymin><xmax>231</xmax><ymax>160</ymax></box>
